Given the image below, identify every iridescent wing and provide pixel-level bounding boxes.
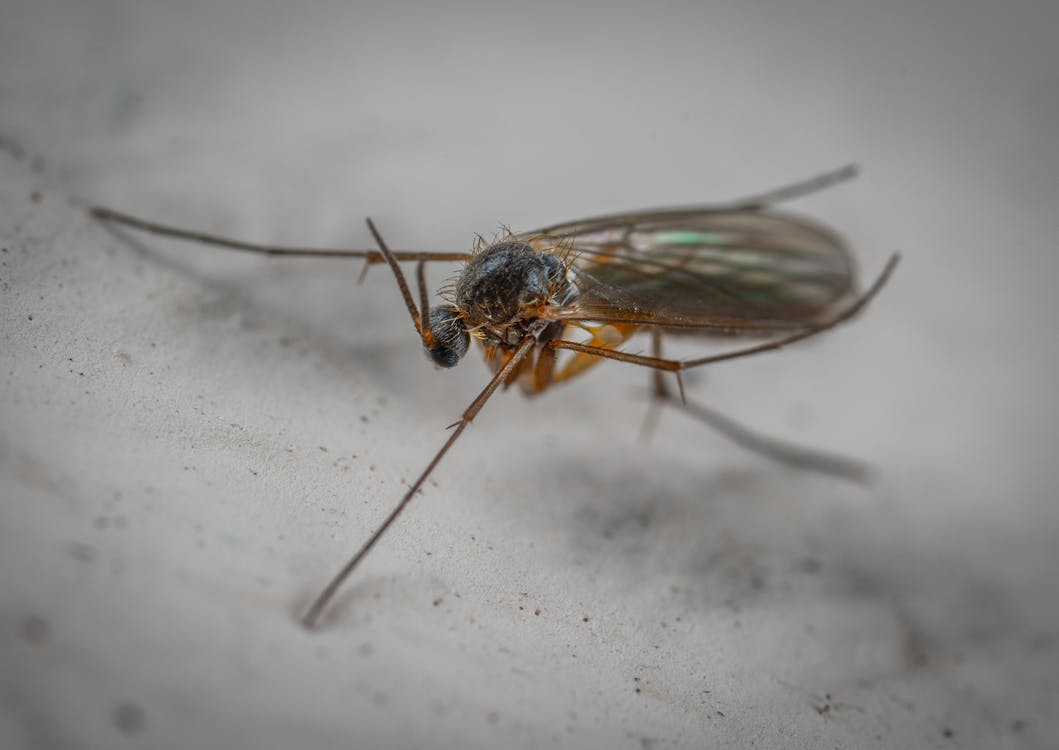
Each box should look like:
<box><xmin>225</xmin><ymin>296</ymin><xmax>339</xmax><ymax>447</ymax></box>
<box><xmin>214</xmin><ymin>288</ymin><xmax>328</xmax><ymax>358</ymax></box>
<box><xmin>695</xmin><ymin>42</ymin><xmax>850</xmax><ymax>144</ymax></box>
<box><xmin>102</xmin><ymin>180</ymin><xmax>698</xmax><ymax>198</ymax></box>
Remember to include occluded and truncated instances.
<box><xmin>518</xmin><ymin>207</ymin><xmax>858</xmax><ymax>334</ymax></box>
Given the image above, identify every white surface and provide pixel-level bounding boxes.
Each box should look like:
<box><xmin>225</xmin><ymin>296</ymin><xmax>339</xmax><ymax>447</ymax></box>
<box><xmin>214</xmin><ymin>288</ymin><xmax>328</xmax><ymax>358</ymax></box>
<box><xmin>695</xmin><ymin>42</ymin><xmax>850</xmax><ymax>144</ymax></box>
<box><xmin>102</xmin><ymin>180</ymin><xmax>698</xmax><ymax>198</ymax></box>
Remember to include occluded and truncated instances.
<box><xmin>2</xmin><ymin>1</ymin><xmax>1057</xmax><ymax>748</ymax></box>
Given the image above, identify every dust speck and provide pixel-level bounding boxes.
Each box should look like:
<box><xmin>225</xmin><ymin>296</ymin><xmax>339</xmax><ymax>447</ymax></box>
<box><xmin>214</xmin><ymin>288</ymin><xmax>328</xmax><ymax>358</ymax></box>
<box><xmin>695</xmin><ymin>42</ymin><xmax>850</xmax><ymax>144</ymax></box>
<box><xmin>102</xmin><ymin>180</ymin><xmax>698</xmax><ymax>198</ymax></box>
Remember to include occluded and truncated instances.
<box><xmin>799</xmin><ymin>557</ymin><xmax>821</xmax><ymax>574</ymax></box>
<box><xmin>112</xmin><ymin>701</ymin><xmax>146</xmax><ymax>735</ymax></box>
<box><xmin>67</xmin><ymin>541</ymin><xmax>98</xmax><ymax>563</ymax></box>
<box><xmin>17</xmin><ymin>614</ymin><xmax>50</xmax><ymax>645</ymax></box>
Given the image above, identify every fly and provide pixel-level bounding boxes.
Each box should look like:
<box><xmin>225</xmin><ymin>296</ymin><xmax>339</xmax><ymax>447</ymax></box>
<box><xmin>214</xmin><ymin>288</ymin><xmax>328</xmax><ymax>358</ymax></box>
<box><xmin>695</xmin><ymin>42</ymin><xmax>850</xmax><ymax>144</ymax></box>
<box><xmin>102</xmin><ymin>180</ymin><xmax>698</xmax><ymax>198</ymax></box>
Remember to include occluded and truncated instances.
<box><xmin>90</xmin><ymin>164</ymin><xmax>900</xmax><ymax>629</ymax></box>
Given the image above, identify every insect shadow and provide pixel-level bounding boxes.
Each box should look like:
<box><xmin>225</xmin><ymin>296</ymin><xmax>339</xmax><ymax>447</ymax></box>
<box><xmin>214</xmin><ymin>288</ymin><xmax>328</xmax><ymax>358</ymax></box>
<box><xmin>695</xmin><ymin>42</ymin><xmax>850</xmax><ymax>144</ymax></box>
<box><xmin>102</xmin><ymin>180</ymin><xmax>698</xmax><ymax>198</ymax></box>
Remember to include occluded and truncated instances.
<box><xmin>90</xmin><ymin>164</ymin><xmax>899</xmax><ymax>629</ymax></box>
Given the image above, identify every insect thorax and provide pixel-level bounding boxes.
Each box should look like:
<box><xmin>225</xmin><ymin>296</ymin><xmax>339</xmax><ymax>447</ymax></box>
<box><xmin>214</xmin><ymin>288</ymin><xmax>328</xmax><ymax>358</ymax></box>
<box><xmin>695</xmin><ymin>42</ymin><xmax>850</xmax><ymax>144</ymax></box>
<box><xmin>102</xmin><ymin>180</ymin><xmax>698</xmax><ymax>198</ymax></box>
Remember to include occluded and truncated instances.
<box><xmin>455</xmin><ymin>241</ymin><xmax>576</xmax><ymax>346</ymax></box>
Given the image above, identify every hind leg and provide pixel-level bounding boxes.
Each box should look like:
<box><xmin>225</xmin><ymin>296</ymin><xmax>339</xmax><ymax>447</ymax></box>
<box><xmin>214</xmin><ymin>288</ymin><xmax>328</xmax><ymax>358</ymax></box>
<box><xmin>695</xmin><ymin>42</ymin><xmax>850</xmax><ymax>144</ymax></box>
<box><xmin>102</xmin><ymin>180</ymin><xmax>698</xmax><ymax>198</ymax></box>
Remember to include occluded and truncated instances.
<box><xmin>644</xmin><ymin>330</ymin><xmax>870</xmax><ymax>482</ymax></box>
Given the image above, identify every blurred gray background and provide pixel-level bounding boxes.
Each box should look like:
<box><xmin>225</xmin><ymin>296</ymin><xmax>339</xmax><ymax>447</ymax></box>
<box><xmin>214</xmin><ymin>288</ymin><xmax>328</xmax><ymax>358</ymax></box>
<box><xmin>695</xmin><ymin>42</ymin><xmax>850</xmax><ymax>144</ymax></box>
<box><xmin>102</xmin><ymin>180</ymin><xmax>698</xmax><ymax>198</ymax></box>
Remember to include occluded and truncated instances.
<box><xmin>1</xmin><ymin>1</ymin><xmax>1057</xmax><ymax>748</ymax></box>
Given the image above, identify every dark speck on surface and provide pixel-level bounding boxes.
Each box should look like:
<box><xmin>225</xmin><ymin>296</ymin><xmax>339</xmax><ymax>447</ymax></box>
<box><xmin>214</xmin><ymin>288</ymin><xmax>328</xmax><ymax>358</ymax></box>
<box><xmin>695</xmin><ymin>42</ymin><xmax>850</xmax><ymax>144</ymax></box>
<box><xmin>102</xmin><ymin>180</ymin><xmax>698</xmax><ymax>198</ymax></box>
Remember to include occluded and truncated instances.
<box><xmin>112</xmin><ymin>701</ymin><xmax>146</xmax><ymax>735</ymax></box>
<box><xmin>67</xmin><ymin>541</ymin><xmax>98</xmax><ymax>563</ymax></box>
<box><xmin>942</xmin><ymin>727</ymin><xmax>954</xmax><ymax>738</ymax></box>
<box><xmin>17</xmin><ymin>614</ymin><xmax>50</xmax><ymax>645</ymax></box>
<box><xmin>799</xmin><ymin>557</ymin><xmax>822</xmax><ymax>574</ymax></box>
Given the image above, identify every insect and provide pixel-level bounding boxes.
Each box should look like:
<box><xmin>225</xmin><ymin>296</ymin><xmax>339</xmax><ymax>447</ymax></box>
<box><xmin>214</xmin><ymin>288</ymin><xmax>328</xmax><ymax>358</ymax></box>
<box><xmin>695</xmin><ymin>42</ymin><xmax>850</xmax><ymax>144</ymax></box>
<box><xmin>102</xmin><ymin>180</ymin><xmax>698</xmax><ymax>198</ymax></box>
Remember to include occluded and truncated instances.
<box><xmin>90</xmin><ymin>165</ymin><xmax>899</xmax><ymax>629</ymax></box>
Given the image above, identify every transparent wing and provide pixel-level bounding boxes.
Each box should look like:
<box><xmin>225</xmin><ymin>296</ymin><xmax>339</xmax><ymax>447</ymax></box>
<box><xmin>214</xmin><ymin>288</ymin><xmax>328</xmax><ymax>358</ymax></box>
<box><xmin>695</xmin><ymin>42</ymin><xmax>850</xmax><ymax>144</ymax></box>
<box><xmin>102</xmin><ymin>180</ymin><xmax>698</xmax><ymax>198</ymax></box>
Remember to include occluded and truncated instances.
<box><xmin>518</xmin><ymin>207</ymin><xmax>858</xmax><ymax>333</ymax></box>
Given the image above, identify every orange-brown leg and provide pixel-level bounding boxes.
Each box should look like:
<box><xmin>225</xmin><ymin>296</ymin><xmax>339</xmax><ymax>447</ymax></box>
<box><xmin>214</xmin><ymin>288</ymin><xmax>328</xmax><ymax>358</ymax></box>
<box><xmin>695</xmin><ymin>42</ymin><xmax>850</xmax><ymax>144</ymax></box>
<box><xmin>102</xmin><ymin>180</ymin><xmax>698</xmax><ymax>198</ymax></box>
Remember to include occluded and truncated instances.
<box><xmin>510</xmin><ymin>323</ymin><xmax>638</xmax><ymax>396</ymax></box>
<box><xmin>529</xmin><ymin>342</ymin><xmax>556</xmax><ymax>394</ymax></box>
<box><xmin>548</xmin><ymin>323</ymin><xmax>639</xmax><ymax>385</ymax></box>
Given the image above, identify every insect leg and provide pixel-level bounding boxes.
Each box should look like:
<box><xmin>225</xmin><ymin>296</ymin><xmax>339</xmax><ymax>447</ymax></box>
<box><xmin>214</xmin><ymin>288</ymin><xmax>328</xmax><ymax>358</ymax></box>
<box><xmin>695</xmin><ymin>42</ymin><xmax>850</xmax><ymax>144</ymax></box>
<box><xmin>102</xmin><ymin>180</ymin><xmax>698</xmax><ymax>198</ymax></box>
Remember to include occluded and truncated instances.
<box><xmin>530</xmin><ymin>342</ymin><xmax>556</xmax><ymax>393</ymax></box>
<box><xmin>301</xmin><ymin>335</ymin><xmax>537</xmax><ymax>629</ymax></box>
<box><xmin>637</xmin><ymin>330</ymin><xmax>868</xmax><ymax>478</ymax></box>
<box><xmin>479</xmin><ymin>342</ymin><xmax>535</xmax><ymax>391</ymax></box>
<box><xmin>366</xmin><ymin>218</ymin><xmax>438</xmax><ymax>348</ymax></box>
<box><xmin>547</xmin><ymin>339</ymin><xmax>681</xmax><ymax>370</ymax></box>
<box><xmin>551</xmin><ymin>331</ymin><xmax>869</xmax><ymax>478</ymax></box>
<box><xmin>659</xmin><ymin>393</ymin><xmax>870</xmax><ymax>481</ymax></box>
<box><xmin>727</xmin><ymin>164</ymin><xmax>859</xmax><ymax>211</ymax></box>
<box><xmin>650</xmin><ymin>329</ymin><xmax>670</xmax><ymax>399</ymax></box>
<box><xmin>90</xmin><ymin>206</ymin><xmax>470</xmax><ymax>263</ymax></box>
<box><xmin>364</xmin><ymin>218</ymin><xmax>424</xmax><ymax>339</ymax></box>
<box><xmin>636</xmin><ymin>329</ymin><xmax>669</xmax><ymax>441</ymax></box>
<box><xmin>546</xmin><ymin>323</ymin><xmax>639</xmax><ymax>385</ymax></box>
<box><xmin>415</xmin><ymin>260</ymin><xmax>431</xmax><ymax>332</ymax></box>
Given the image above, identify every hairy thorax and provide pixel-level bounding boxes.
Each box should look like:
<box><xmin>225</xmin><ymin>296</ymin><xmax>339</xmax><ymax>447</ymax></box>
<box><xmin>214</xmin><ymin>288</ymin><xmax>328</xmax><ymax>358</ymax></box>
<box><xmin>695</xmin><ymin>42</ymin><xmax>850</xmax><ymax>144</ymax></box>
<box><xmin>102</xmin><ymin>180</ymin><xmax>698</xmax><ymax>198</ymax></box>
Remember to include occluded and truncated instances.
<box><xmin>454</xmin><ymin>242</ymin><xmax>577</xmax><ymax>347</ymax></box>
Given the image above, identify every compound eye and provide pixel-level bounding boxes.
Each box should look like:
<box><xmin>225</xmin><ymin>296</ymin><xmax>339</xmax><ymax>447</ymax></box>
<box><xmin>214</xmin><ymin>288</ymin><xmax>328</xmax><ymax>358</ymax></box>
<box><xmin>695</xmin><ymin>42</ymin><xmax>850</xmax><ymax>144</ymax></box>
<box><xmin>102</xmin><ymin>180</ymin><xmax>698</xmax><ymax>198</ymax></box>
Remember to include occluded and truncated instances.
<box><xmin>425</xmin><ymin>305</ymin><xmax>469</xmax><ymax>368</ymax></box>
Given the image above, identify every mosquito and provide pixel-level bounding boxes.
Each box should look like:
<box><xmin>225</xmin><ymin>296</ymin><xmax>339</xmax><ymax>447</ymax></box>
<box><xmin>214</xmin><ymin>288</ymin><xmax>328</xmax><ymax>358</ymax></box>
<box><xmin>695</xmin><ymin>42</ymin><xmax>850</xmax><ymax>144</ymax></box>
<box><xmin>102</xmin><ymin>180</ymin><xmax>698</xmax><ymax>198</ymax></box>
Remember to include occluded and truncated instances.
<box><xmin>90</xmin><ymin>164</ymin><xmax>899</xmax><ymax>629</ymax></box>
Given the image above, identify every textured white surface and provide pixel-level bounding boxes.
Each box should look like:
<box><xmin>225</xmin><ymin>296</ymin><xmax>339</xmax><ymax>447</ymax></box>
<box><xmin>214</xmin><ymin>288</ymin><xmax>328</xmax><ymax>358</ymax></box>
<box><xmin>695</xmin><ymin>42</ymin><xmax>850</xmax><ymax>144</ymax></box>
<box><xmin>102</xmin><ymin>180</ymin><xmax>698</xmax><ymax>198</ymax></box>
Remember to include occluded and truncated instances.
<box><xmin>2</xmin><ymin>1</ymin><xmax>1058</xmax><ymax>748</ymax></box>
